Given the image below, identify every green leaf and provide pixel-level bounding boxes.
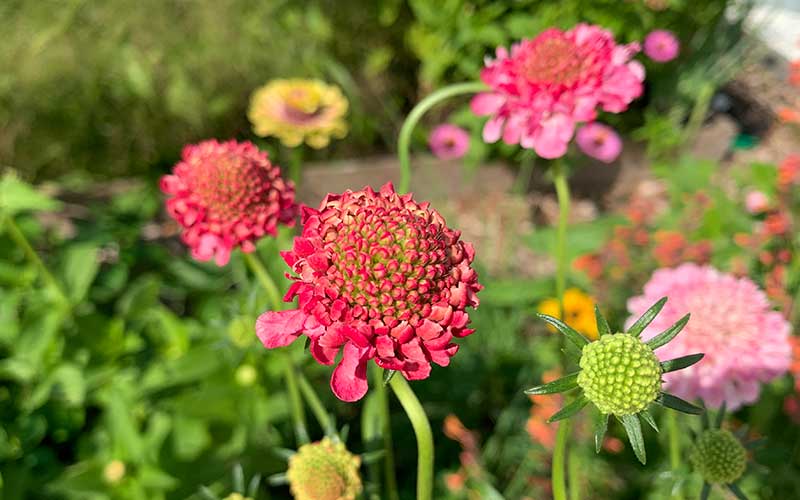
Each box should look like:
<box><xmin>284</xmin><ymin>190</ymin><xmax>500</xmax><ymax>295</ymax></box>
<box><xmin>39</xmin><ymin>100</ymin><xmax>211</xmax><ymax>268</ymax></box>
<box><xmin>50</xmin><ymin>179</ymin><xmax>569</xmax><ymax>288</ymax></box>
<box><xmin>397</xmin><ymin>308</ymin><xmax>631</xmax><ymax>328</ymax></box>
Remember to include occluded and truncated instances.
<box><xmin>700</xmin><ymin>482</ymin><xmax>711</xmax><ymax>500</ymax></box>
<box><xmin>535</xmin><ymin>313</ymin><xmax>590</xmax><ymax>348</ymax></box>
<box><xmin>594</xmin><ymin>411</ymin><xmax>609</xmax><ymax>453</ymax></box>
<box><xmin>60</xmin><ymin>243</ymin><xmax>100</xmax><ymax>305</ymax></box>
<box><xmin>656</xmin><ymin>392</ymin><xmax>704</xmax><ymax>415</ymax></box>
<box><xmin>548</xmin><ymin>395</ymin><xmax>589</xmax><ymax>423</ymax></box>
<box><xmin>661</xmin><ymin>353</ymin><xmax>704</xmax><ymax>373</ymax></box>
<box><xmin>51</xmin><ymin>363</ymin><xmax>86</xmax><ymax>406</ymax></box>
<box><xmin>0</xmin><ymin>173</ymin><xmax>61</xmax><ymax>216</ymax></box>
<box><xmin>172</xmin><ymin>415</ymin><xmax>211</xmax><ymax>460</ymax></box>
<box><xmin>627</xmin><ymin>297</ymin><xmax>667</xmax><ymax>337</ymax></box>
<box><xmin>715</xmin><ymin>402</ymin><xmax>727</xmax><ymax>429</ymax></box>
<box><xmin>595</xmin><ymin>305</ymin><xmax>611</xmax><ymax>337</ymax></box>
<box><xmin>639</xmin><ymin>410</ymin><xmax>659</xmax><ymax>433</ymax></box>
<box><xmin>727</xmin><ymin>483</ymin><xmax>749</xmax><ymax>500</ymax></box>
<box><xmin>620</xmin><ymin>414</ymin><xmax>647</xmax><ymax>464</ymax></box>
<box><xmin>524</xmin><ymin>372</ymin><xmax>579</xmax><ymax>395</ymax></box>
<box><xmin>646</xmin><ymin>314</ymin><xmax>691</xmax><ymax>350</ymax></box>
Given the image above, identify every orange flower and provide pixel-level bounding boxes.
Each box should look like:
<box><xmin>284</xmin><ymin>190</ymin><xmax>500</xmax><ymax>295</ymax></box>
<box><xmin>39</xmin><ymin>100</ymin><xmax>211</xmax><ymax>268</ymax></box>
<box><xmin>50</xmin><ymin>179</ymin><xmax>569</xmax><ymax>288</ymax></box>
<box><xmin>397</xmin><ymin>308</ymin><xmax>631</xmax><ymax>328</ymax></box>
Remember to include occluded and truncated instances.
<box><xmin>526</xmin><ymin>370</ymin><xmax>562</xmax><ymax>449</ymax></box>
<box><xmin>537</xmin><ymin>289</ymin><xmax>600</xmax><ymax>339</ymax></box>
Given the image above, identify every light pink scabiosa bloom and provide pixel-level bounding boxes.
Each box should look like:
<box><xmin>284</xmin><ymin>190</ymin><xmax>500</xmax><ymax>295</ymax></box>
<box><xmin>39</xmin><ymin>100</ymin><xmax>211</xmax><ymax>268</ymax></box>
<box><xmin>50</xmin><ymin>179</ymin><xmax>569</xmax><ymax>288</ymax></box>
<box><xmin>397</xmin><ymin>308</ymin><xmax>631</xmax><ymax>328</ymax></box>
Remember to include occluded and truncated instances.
<box><xmin>643</xmin><ymin>30</ymin><xmax>680</xmax><ymax>63</ymax></box>
<box><xmin>627</xmin><ymin>263</ymin><xmax>792</xmax><ymax>410</ymax></box>
<box><xmin>429</xmin><ymin>124</ymin><xmax>470</xmax><ymax>160</ymax></box>
<box><xmin>745</xmin><ymin>190</ymin><xmax>769</xmax><ymax>214</ymax></box>
<box><xmin>471</xmin><ymin>23</ymin><xmax>644</xmax><ymax>159</ymax></box>
<box><xmin>256</xmin><ymin>182</ymin><xmax>482</xmax><ymax>401</ymax></box>
<box><xmin>160</xmin><ymin>139</ymin><xmax>297</xmax><ymax>266</ymax></box>
<box><xmin>575</xmin><ymin>123</ymin><xmax>623</xmax><ymax>163</ymax></box>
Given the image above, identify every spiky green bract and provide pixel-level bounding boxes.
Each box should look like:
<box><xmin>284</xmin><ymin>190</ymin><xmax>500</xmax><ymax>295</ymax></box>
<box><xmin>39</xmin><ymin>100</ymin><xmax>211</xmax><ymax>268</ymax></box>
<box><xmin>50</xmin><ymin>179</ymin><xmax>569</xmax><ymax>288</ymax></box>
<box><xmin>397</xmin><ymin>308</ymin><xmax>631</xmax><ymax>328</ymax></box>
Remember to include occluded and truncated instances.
<box><xmin>578</xmin><ymin>334</ymin><xmax>662</xmax><ymax>416</ymax></box>
<box><xmin>286</xmin><ymin>438</ymin><xmax>363</xmax><ymax>500</ymax></box>
<box><xmin>690</xmin><ymin>429</ymin><xmax>747</xmax><ymax>484</ymax></box>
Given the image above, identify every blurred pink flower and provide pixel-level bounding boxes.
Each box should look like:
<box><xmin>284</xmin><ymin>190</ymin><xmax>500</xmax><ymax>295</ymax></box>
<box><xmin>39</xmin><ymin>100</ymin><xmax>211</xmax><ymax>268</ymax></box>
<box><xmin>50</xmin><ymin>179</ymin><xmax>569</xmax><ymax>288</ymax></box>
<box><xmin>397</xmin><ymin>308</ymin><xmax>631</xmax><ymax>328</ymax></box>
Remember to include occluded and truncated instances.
<box><xmin>471</xmin><ymin>24</ymin><xmax>644</xmax><ymax>159</ymax></box>
<box><xmin>643</xmin><ymin>30</ymin><xmax>680</xmax><ymax>63</ymax></box>
<box><xmin>745</xmin><ymin>190</ymin><xmax>769</xmax><ymax>214</ymax></box>
<box><xmin>429</xmin><ymin>124</ymin><xmax>470</xmax><ymax>160</ymax></box>
<box><xmin>627</xmin><ymin>264</ymin><xmax>792</xmax><ymax>410</ymax></box>
<box><xmin>576</xmin><ymin>123</ymin><xmax>622</xmax><ymax>163</ymax></box>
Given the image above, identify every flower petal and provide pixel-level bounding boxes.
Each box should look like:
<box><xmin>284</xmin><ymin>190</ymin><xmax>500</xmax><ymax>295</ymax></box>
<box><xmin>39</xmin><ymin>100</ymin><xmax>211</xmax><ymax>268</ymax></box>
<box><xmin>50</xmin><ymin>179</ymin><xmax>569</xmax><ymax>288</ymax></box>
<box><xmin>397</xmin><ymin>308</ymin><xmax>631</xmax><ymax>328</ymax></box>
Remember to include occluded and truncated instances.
<box><xmin>255</xmin><ymin>309</ymin><xmax>307</xmax><ymax>348</ymax></box>
<box><xmin>330</xmin><ymin>343</ymin><xmax>370</xmax><ymax>402</ymax></box>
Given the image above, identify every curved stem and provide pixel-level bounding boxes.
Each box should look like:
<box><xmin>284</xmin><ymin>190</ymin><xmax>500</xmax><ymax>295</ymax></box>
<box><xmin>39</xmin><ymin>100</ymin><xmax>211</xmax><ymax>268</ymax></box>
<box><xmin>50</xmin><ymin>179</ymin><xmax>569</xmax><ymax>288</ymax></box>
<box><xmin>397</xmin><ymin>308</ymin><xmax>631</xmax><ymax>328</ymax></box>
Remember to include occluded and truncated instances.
<box><xmin>667</xmin><ymin>411</ymin><xmax>685</xmax><ymax>500</ymax></box>
<box><xmin>397</xmin><ymin>81</ymin><xmax>486</xmax><ymax>193</ymax></box>
<box><xmin>389</xmin><ymin>375</ymin><xmax>433</xmax><ymax>500</ymax></box>
<box><xmin>2</xmin><ymin>214</ymin><xmax>68</xmax><ymax>304</ymax></box>
<box><xmin>298</xmin><ymin>371</ymin><xmax>335</xmax><ymax>438</ymax></box>
<box><xmin>374</xmin><ymin>369</ymin><xmax>400</xmax><ymax>500</ymax></box>
<box><xmin>552</xmin><ymin>420</ymin><xmax>571</xmax><ymax>500</ymax></box>
<box><xmin>243</xmin><ymin>251</ymin><xmax>309</xmax><ymax>445</ymax></box>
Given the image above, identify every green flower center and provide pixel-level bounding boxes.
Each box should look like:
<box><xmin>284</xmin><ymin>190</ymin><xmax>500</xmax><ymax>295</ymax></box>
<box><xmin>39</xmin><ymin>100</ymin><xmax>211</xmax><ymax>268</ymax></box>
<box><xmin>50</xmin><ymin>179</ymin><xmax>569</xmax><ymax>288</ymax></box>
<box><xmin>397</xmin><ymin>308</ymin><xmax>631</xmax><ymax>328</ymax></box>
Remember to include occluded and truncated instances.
<box><xmin>287</xmin><ymin>438</ymin><xmax>362</xmax><ymax>500</ymax></box>
<box><xmin>577</xmin><ymin>333</ymin><xmax>662</xmax><ymax>415</ymax></box>
<box><xmin>690</xmin><ymin>429</ymin><xmax>747</xmax><ymax>484</ymax></box>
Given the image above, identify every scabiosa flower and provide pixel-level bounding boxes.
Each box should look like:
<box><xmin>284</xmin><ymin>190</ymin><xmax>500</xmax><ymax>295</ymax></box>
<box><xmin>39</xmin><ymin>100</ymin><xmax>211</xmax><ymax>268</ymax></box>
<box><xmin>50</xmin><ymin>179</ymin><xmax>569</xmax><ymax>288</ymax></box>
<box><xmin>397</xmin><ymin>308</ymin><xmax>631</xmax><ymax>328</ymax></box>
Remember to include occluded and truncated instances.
<box><xmin>627</xmin><ymin>264</ymin><xmax>792</xmax><ymax>410</ymax></box>
<box><xmin>256</xmin><ymin>182</ymin><xmax>481</xmax><ymax>401</ymax></box>
<box><xmin>526</xmin><ymin>298</ymin><xmax>704</xmax><ymax>464</ymax></box>
<box><xmin>643</xmin><ymin>30</ymin><xmax>680</xmax><ymax>62</ymax></box>
<box><xmin>744</xmin><ymin>190</ymin><xmax>769</xmax><ymax>214</ymax></box>
<box><xmin>248</xmin><ymin>79</ymin><xmax>348</xmax><ymax>149</ymax></box>
<box><xmin>160</xmin><ymin>140</ymin><xmax>297</xmax><ymax>266</ymax></box>
<box><xmin>429</xmin><ymin>124</ymin><xmax>470</xmax><ymax>160</ymax></box>
<box><xmin>286</xmin><ymin>438</ymin><xmax>362</xmax><ymax>500</ymax></box>
<box><xmin>575</xmin><ymin>123</ymin><xmax>623</xmax><ymax>163</ymax></box>
<box><xmin>471</xmin><ymin>24</ymin><xmax>644</xmax><ymax>159</ymax></box>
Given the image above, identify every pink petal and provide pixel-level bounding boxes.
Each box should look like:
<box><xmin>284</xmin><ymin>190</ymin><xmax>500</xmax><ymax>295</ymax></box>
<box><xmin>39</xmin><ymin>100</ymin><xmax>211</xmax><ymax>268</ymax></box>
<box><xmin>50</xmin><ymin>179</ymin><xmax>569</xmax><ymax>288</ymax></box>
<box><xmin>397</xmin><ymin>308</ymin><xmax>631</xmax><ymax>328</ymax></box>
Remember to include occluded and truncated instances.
<box><xmin>482</xmin><ymin>116</ymin><xmax>505</xmax><ymax>143</ymax></box>
<box><xmin>255</xmin><ymin>309</ymin><xmax>307</xmax><ymax>348</ymax></box>
<box><xmin>330</xmin><ymin>343</ymin><xmax>370</xmax><ymax>402</ymax></box>
<box><xmin>470</xmin><ymin>93</ymin><xmax>505</xmax><ymax>115</ymax></box>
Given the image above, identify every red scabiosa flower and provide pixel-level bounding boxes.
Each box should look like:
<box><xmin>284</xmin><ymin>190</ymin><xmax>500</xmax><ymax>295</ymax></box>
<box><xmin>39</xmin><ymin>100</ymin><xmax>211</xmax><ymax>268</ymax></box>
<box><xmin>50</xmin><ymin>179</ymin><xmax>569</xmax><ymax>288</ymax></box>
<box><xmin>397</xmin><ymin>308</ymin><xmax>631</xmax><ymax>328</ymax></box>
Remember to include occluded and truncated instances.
<box><xmin>471</xmin><ymin>24</ymin><xmax>644</xmax><ymax>159</ymax></box>
<box><xmin>160</xmin><ymin>140</ymin><xmax>297</xmax><ymax>266</ymax></box>
<box><xmin>256</xmin><ymin>183</ymin><xmax>481</xmax><ymax>401</ymax></box>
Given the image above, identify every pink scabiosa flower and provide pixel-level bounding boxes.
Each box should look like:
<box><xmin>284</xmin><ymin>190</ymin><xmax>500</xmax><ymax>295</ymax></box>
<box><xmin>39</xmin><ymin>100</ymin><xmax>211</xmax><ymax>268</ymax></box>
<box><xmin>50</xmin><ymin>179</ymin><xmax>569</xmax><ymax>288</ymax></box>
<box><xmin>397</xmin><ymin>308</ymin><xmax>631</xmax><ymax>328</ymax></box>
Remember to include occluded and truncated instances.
<box><xmin>256</xmin><ymin>183</ymin><xmax>481</xmax><ymax>402</ymax></box>
<box><xmin>160</xmin><ymin>139</ymin><xmax>297</xmax><ymax>266</ymax></box>
<box><xmin>575</xmin><ymin>123</ymin><xmax>623</xmax><ymax>163</ymax></box>
<box><xmin>429</xmin><ymin>124</ymin><xmax>470</xmax><ymax>160</ymax></box>
<box><xmin>745</xmin><ymin>190</ymin><xmax>769</xmax><ymax>214</ymax></box>
<box><xmin>627</xmin><ymin>263</ymin><xmax>792</xmax><ymax>410</ymax></box>
<box><xmin>471</xmin><ymin>23</ymin><xmax>644</xmax><ymax>159</ymax></box>
<box><xmin>643</xmin><ymin>30</ymin><xmax>680</xmax><ymax>63</ymax></box>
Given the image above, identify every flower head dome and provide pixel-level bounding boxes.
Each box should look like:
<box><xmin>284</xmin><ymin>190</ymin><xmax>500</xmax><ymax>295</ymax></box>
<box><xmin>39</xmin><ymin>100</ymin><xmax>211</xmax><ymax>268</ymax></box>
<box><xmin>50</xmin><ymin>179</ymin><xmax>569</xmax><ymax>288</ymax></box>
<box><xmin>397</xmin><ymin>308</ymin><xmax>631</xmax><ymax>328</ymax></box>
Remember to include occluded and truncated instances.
<box><xmin>248</xmin><ymin>79</ymin><xmax>348</xmax><ymax>149</ymax></box>
<box><xmin>627</xmin><ymin>263</ymin><xmax>792</xmax><ymax>410</ymax></box>
<box><xmin>287</xmin><ymin>438</ymin><xmax>362</xmax><ymax>500</ymax></box>
<box><xmin>471</xmin><ymin>24</ymin><xmax>644</xmax><ymax>159</ymax></box>
<box><xmin>256</xmin><ymin>182</ymin><xmax>481</xmax><ymax>401</ymax></box>
<box><xmin>160</xmin><ymin>140</ymin><xmax>297</xmax><ymax>266</ymax></box>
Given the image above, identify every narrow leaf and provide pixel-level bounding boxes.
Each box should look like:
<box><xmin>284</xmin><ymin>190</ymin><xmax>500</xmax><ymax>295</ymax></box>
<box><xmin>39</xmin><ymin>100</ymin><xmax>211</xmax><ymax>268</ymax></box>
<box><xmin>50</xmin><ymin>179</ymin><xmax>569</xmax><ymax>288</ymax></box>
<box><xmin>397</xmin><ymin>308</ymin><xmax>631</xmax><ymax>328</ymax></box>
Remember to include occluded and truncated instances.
<box><xmin>628</xmin><ymin>297</ymin><xmax>667</xmax><ymax>337</ymax></box>
<box><xmin>620</xmin><ymin>414</ymin><xmax>647</xmax><ymax>464</ymax></box>
<box><xmin>535</xmin><ymin>313</ymin><xmax>589</xmax><ymax>348</ymax></box>
<box><xmin>595</xmin><ymin>305</ymin><xmax>611</xmax><ymax>337</ymax></box>
<box><xmin>524</xmin><ymin>372</ymin><xmax>580</xmax><ymax>395</ymax></box>
<box><xmin>700</xmin><ymin>400</ymin><xmax>710</xmax><ymax>430</ymax></box>
<box><xmin>247</xmin><ymin>475</ymin><xmax>262</xmax><ymax>498</ymax></box>
<box><xmin>594</xmin><ymin>411</ymin><xmax>609</xmax><ymax>453</ymax></box>
<box><xmin>272</xmin><ymin>447</ymin><xmax>296</xmax><ymax>461</ymax></box>
<box><xmin>647</xmin><ymin>314</ymin><xmax>691</xmax><ymax>350</ymax></box>
<box><xmin>232</xmin><ymin>464</ymin><xmax>245</xmax><ymax>492</ymax></box>
<box><xmin>657</xmin><ymin>392</ymin><xmax>704</xmax><ymax>415</ymax></box>
<box><xmin>267</xmin><ymin>472</ymin><xmax>288</xmax><ymax>486</ymax></box>
<box><xmin>197</xmin><ymin>486</ymin><xmax>220</xmax><ymax>500</ymax></box>
<box><xmin>714</xmin><ymin>402</ymin><xmax>727</xmax><ymax>429</ymax></box>
<box><xmin>383</xmin><ymin>369</ymin><xmax>396</xmax><ymax>386</ymax></box>
<box><xmin>547</xmin><ymin>395</ymin><xmax>589</xmax><ymax>423</ymax></box>
<box><xmin>727</xmin><ymin>483</ymin><xmax>750</xmax><ymax>500</ymax></box>
<box><xmin>661</xmin><ymin>353</ymin><xmax>704</xmax><ymax>373</ymax></box>
<box><xmin>700</xmin><ymin>483</ymin><xmax>711</xmax><ymax>500</ymax></box>
<box><xmin>360</xmin><ymin>449</ymin><xmax>387</xmax><ymax>464</ymax></box>
<box><xmin>639</xmin><ymin>410</ymin><xmax>659</xmax><ymax>433</ymax></box>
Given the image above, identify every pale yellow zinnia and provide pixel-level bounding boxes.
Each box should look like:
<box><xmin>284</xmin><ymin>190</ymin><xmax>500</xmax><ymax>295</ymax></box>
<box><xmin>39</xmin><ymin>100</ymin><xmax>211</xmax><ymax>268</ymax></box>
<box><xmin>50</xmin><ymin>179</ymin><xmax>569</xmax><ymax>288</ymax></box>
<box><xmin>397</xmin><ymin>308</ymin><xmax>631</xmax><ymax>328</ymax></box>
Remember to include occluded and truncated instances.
<box><xmin>248</xmin><ymin>79</ymin><xmax>348</xmax><ymax>149</ymax></box>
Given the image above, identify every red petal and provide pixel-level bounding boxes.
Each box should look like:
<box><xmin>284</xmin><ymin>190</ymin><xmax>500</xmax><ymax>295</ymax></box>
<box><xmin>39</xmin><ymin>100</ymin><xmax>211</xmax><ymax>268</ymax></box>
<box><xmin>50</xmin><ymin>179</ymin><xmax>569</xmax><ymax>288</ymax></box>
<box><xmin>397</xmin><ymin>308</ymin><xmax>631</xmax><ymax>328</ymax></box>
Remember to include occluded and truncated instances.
<box><xmin>255</xmin><ymin>309</ymin><xmax>306</xmax><ymax>348</ymax></box>
<box><xmin>330</xmin><ymin>343</ymin><xmax>370</xmax><ymax>402</ymax></box>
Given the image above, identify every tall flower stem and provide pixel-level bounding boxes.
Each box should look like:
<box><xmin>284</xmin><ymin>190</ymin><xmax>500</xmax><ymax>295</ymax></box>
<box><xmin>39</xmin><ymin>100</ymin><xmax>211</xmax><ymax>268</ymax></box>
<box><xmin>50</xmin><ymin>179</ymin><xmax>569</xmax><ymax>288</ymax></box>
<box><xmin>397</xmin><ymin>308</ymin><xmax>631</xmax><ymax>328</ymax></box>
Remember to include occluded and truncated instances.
<box><xmin>389</xmin><ymin>375</ymin><xmax>434</xmax><ymax>500</ymax></box>
<box><xmin>243</xmin><ymin>251</ymin><xmax>309</xmax><ymax>445</ymax></box>
<box><xmin>374</xmin><ymin>369</ymin><xmax>400</xmax><ymax>500</ymax></box>
<box><xmin>551</xmin><ymin>160</ymin><xmax>572</xmax><ymax>500</ymax></box>
<box><xmin>667</xmin><ymin>411</ymin><xmax>685</xmax><ymax>500</ymax></box>
<box><xmin>287</xmin><ymin>146</ymin><xmax>303</xmax><ymax>187</ymax></box>
<box><xmin>297</xmin><ymin>372</ymin><xmax>335</xmax><ymax>438</ymax></box>
<box><xmin>2</xmin><ymin>214</ymin><xmax>68</xmax><ymax>304</ymax></box>
<box><xmin>396</xmin><ymin>81</ymin><xmax>486</xmax><ymax>193</ymax></box>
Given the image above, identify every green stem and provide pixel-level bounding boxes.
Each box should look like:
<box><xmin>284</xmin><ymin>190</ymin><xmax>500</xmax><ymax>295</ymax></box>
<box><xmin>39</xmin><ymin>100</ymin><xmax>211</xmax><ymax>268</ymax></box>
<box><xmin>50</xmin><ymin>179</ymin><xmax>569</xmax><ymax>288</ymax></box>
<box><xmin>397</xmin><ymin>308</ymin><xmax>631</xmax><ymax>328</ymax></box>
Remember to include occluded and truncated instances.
<box><xmin>374</xmin><ymin>369</ymin><xmax>400</xmax><ymax>500</ymax></box>
<box><xmin>297</xmin><ymin>372</ymin><xmax>335</xmax><ymax>438</ymax></box>
<box><xmin>552</xmin><ymin>421</ymin><xmax>571</xmax><ymax>500</ymax></box>
<box><xmin>682</xmin><ymin>83</ymin><xmax>714</xmax><ymax>148</ymax></box>
<box><xmin>243</xmin><ymin>251</ymin><xmax>309</xmax><ymax>445</ymax></box>
<box><xmin>2</xmin><ymin>214</ymin><xmax>68</xmax><ymax>304</ymax></box>
<box><xmin>389</xmin><ymin>375</ymin><xmax>434</xmax><ymax>500</ymax></box>
<box><xmin>551</xmin><ymin>160</ymin><xmax>572</xmax><ymax>500</ymax></box>
<box><xmin>568</xmin><ymin>448</ymin><xmax>581</xmax><ymax>500</ymax></box>
<box><xmin>667</xmin><ymin>411</ymin><xmax>685</xmax><ymax>500</ymax></box>
<box><xmin>288</xmin><ymin>146</ymin><xmax>303</xmax><ymax>187</ymax></box>
<box><xmin>397</xmin><ymin>81</ymin><xmax>486</xmax><ymax>193</ymax></box>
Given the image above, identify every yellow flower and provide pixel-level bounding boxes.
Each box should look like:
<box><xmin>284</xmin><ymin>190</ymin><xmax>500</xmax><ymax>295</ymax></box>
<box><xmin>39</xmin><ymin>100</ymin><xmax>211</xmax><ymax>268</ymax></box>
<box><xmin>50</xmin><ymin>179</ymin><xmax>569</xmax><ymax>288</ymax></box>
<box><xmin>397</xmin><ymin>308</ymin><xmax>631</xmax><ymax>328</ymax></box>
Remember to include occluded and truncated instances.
<box><xmin>537</xmin><ymin>288</ymin><xmax>599</xmax><ymax>340</ymax></box>
<box><xmin>248</xmin><ymin>79</ymin><xmax>348</xmax><ymax>149</ymax></box>
<box><xmin>287</xmin><ymin>438</ymin><xmax>362</xmax><ymax>500</ymax></box>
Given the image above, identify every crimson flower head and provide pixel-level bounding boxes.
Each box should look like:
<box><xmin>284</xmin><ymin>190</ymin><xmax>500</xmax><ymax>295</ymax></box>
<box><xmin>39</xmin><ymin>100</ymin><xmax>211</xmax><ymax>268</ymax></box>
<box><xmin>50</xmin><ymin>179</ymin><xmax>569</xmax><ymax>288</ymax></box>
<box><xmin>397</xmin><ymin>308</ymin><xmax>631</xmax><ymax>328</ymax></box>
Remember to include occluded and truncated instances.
<box><xmin>471</xmin><ymin>23</ymin><xmax>644</xmax><ymax>159</ymax></box>
<box><xmin>161</xmin><ymin>139</ymin><xmax>297</xmax><ymax>266</ymax></box>
<box><xmin>256</xmin><ymin>183</ymin><xmax>482</xmax><ymax>401</ymax></box>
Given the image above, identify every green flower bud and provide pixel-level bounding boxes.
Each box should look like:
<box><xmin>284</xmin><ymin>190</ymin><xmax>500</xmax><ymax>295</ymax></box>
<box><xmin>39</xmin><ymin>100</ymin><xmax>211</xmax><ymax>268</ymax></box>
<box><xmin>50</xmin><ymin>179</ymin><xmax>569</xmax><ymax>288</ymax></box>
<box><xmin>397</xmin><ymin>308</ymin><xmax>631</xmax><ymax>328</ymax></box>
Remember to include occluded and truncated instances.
<box><xmin>577</xmin><ymin>333</ymin><xmax>662</xmax><ymax>415</ymax></box>
<box><xmin>690</xmin><ymin>429</ymin><xmax>747</xmax><ymax>484</ymax></box>
<box><xmin>287</xmin><ymin>438</ymin><xmax>362</xmax><ymax>500</ymax></box>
